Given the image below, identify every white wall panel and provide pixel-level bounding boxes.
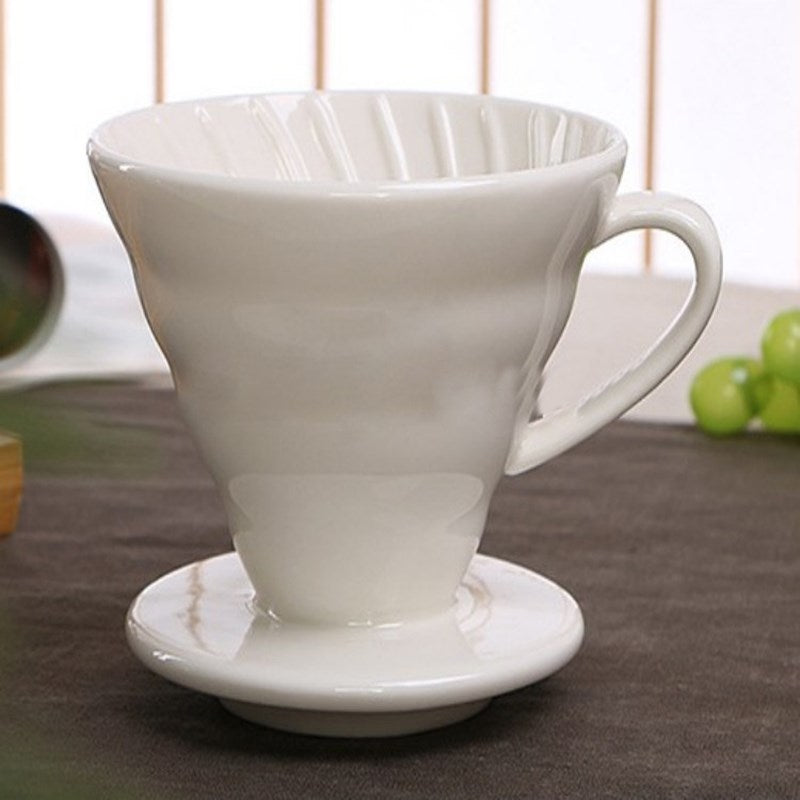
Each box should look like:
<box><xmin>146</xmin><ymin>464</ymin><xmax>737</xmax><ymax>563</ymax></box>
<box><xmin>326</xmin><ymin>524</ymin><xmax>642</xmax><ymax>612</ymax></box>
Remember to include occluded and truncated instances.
<box><xmin>655</xmin><ymin>0</ymin><xmax>799</xmax><ymax>288</ymax></box>
<box><xmin>165</xmin><ymin>0</ymin><xmax>314</xmax><ymax>100</ymax></box>
<box><xmin>492</xmin><ymin>0</ymin><xmax>648</xmax><ymax>275</ymax></box>
<box><xmin>5</xmin><ymin>0</ymin><xmax>152</xmax><ymax>221</ymax></box>
<box><xmin>327</xmin><ymin>0</ymin><xmax>479</xmax><ymax>92</ymax></box>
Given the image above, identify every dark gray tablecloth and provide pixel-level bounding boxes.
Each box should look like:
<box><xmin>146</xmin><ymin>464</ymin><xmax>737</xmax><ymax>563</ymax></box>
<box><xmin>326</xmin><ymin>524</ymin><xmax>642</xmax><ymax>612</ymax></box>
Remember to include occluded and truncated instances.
<box><xmin>0</xmin><ymin>382</ymin><xmax>798</xmax><ymax>799</ymax></box>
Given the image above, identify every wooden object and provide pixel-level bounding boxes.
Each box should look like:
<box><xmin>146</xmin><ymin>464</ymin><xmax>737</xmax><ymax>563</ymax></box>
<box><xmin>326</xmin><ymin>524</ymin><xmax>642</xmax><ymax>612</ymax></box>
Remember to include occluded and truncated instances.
<box><xmin>0</xmin><ymin>0</ymin><xmax>6</xmax><ymax>196</ymax></box>
<box><xmin>154</xmin><ymin>0</ymin><xmax>165</xmax><ymax>103</ymax></box>
<box><xmin>0</xmin><ymin>429</ymin><xmax>22</xmax><ymax>535</ymax></box>
<box><xmin>314</xmin><ymin>0</ymin><xmax>326</xmax><ymax>90</ymax></box>
<box><xmin>643</xmin><ymin>0</ymin><xmax>659</xmax><ymax>273</ymax></box>
<box><xmin>480</xmin><ymin>0</ymin><xmax>491</xmax><ymax>94</ymax></box>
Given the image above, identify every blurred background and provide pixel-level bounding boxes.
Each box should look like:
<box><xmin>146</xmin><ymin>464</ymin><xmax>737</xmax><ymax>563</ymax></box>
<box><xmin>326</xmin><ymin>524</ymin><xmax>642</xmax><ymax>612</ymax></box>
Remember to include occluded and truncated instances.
<box><xmin>1</xmin><ymin>0</ymin><xmax>798</xmax><ymax>406</ymax></box>
<box><xmin>3</xmin><ymin>0</ymin><xmax>798</xmax><ymax>285</ymax></box>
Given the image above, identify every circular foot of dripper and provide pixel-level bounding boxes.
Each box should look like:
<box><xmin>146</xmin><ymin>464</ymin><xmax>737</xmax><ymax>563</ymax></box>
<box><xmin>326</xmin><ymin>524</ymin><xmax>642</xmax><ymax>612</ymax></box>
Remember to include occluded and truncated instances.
<box><xmin>220</xmin><ymin>697</ymin><xmax>491</xmax><ymax>738</ymax></box>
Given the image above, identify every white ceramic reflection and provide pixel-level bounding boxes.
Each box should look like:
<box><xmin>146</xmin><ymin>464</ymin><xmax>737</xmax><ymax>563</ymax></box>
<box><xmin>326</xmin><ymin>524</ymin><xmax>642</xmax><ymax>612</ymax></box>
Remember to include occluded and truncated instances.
<box><xmin>127</xmin><ymin>552</ymin><xmax>583</xmax><ymax>737</ymax></box>
<box><xmin>89</xmin><ymin>91</ymin><xmax>721</xmax><ymax>628</ymax></box>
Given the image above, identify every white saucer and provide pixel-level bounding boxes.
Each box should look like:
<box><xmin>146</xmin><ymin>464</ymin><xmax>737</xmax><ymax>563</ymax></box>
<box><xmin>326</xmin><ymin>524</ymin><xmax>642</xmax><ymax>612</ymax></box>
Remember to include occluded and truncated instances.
<box><xmin>126</xmin><ymin>552</ymin><xmax>583</xmax><ymax>738</ymax></box>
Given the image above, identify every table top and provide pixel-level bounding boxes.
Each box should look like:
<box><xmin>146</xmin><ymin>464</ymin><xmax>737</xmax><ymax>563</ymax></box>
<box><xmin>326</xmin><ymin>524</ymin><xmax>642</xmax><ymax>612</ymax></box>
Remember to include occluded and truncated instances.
<box><xmin>1</xmin><ymin>381</ymin><xmax>797</xmax><ymax>799</ymax></box>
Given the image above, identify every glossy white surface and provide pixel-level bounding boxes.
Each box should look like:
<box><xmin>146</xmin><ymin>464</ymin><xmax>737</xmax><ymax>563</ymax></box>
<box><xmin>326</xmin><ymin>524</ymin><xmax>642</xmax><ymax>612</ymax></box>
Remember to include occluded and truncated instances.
<box><xmin>89</xmin><ymin>91</ymin><xmax>721</xmax><ymax>625</ymax></box>
<box><xmin>90</xmin><ymin>92</ymin><xmax>619</xmax><ymax>183</ymax></box>
<box><xmin>127</xmin><ymin>552</ymin><xmax>583</xmax><ymax>737</ymax></box>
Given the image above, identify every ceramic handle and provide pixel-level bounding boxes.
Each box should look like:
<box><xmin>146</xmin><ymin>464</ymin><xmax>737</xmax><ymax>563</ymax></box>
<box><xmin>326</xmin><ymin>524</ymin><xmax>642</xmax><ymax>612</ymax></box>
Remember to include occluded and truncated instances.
<box><xmin>505</xmin><ymin>191</ymin><xmax>722</xmax><ymax>475</ymax></box>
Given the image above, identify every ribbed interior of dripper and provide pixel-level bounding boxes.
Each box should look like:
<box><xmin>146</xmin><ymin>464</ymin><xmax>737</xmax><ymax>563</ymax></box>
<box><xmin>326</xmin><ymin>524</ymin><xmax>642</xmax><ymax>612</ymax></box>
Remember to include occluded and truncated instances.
<box><xmin>95</xmin><ymin>92</ymin><xmax>619</xmax><ymax>183</ymax></box>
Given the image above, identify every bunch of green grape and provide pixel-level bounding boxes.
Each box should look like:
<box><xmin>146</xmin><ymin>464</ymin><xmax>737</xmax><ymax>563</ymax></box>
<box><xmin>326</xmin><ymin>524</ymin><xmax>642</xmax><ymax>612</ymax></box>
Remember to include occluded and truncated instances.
<box><xmin>690</xmin><ymin>309</ymin><xmax>800</xmax><ymax>435</ymax></box>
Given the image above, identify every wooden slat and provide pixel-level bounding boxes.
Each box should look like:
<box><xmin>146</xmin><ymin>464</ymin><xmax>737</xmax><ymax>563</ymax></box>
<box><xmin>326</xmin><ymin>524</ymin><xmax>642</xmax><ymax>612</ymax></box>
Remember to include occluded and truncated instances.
<box><xmin>0</xmin><ymin>430</ymin><xmax>22</xmax><ymax>536</ymax></box>
<box><xmin>0</xmin><ymin>0</ymin><xmax>5</xmax><ymax>196</ymax></box>
<box><xmin>154</xmin><ymin>0</ymin><xmax>165</xmax><ymax>103</ymax></box>
<box><xmin>315</xmin><ymin>0</ymin><xmax>327</xmax><ymax>90</ymax></box>
<box><xmin>643</xmin><ymin>0</ymin><xmax>659</xmax><ymax>273</ymax></box>
<box><xmin>480</xmin><ymin>0</ymin><xmax>491</xmax><ymax>94</ymax></box>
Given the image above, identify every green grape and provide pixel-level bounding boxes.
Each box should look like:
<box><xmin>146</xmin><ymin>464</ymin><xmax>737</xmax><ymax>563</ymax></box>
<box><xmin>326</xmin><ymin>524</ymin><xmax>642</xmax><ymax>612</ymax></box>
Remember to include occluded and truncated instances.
<box><xmin>758</xmin><ymin>376</ymin><xmax>800</xmax><ymax>433</ymax></box>
<box><xmin>762</xmin><ymin>308</ymin><xmax>800</xmax><ymax>385</ymax></box>
<box><xmin>749</xmin><ymin>369</ymin><xmax>775</xmax><ymax>413</ymax></box>
<box><xmin>689</xmin><ymin>357</ymin><xmax>764</xmax><ymax>435</ymax></box>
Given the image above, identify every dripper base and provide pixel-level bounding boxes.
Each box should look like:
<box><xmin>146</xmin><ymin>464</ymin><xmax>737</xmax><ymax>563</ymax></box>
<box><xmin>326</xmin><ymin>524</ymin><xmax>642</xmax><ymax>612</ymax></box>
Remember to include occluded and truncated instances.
<box><xmin>126</xmin><ymin>551</ymin><xmax>584</xmax><ymax>739</ymax></box>
<box><xmin>220</xmin><ymin>697</ymin><xmax>490</xmax><ymax>738</ymax></box>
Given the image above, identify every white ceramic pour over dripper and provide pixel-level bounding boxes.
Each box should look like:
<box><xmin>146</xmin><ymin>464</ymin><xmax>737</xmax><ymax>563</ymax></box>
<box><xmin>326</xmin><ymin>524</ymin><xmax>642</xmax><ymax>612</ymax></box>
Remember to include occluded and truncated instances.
<box><xmin>90</xmin><ymin>90</ymin><xmax>721</xmax><ymax>737</ymax></box>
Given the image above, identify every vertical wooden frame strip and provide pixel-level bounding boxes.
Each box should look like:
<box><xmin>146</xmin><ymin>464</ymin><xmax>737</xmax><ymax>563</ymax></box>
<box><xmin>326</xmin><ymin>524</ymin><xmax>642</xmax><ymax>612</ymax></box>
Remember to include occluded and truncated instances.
<box><xmin>643</xmin><ymin>0</ymin><xmax>659</xmax><ymax>273</ymax></box>
<box><xmin>480</xmin><ymin>0</ymin><xmax>491</xmax><ymax>94</ymax></box>
<box><xmin>0</xmin><ymin>0</ymin><xmax>5</xmax><ymax>196</ymax></box>
<box><xmin>155</xmin><ymin>0</ymin><xmax>165</xmax><ymax>103</ymax></box>
<box><xmin>315</xmin><ymin>0</ymin><xmax>327</xmax><ymax>90</ymax></box>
